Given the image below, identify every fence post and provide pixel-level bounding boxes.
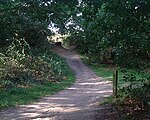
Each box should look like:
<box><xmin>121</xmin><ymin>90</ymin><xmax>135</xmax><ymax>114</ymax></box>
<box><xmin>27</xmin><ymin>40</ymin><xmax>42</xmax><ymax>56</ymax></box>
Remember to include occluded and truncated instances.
<box><xmin>113</xmin><ymin>70</ymin><xmax>118</xmax><ymax>96</ymax></box>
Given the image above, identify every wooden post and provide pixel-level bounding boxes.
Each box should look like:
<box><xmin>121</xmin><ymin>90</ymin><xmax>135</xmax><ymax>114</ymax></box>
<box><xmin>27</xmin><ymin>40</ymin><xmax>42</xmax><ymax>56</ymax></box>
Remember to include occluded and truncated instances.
<box><xmin>113</xmin><ymin>70</ymin><xmax>118</xmax><ymax>96</ymax></box>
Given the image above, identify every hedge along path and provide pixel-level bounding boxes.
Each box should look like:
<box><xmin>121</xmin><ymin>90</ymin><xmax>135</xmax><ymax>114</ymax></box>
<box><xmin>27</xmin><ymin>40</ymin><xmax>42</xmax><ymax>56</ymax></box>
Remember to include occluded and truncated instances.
<box><xmin>0</xmin><ymin>45</ymin><xmax>112</xmax><ymax>120</ymax></box>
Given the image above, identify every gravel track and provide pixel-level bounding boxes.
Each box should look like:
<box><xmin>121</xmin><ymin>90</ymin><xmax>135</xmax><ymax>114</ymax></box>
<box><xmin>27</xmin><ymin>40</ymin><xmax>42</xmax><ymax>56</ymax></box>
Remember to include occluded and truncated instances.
<box><xmin>0</xmin><ymin>45</ymin><xmax>112</xmax><ymax>120</ymax></box>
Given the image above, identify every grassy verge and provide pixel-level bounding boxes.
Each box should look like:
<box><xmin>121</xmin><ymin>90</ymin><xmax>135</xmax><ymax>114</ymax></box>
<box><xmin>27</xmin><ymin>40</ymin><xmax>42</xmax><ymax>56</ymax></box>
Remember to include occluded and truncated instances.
<box><xmin>0</xmin><ymin>71</ymin><xmax>74</xmax><ymax>109</ymax></box>
<box><xmin>88</xmin><ymin>65</ymin><xmax>127</xmax><ymax>86</ymax></box>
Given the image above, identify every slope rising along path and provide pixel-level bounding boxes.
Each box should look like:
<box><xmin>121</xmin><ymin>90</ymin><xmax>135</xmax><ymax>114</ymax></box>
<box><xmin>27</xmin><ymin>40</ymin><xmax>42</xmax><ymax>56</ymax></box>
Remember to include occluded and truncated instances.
<box><xmin>0</xmin><ymin>45</ymin><xmax>112</xmax><ymax>120</ymax></box>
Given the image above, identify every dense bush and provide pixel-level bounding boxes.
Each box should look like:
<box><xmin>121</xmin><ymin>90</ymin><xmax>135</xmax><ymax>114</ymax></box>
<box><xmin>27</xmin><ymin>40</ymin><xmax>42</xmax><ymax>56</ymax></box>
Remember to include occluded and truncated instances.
<box><xmin>0</xmin><ymin>0</ymin><xmax>78</xmax><ymax>89</ymax></box>
<box><xmin>0</xmin><ymin>40</ymin><xmax>70</xmax><ymax>89</ymax></box>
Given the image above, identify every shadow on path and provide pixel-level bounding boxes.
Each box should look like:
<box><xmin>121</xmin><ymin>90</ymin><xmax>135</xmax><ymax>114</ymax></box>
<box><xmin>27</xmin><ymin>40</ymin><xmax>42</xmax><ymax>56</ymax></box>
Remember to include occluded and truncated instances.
<box><xmin>0</xmin><ymin>45</ymin><xmax>112</xmax><ymax>120</ymax></box>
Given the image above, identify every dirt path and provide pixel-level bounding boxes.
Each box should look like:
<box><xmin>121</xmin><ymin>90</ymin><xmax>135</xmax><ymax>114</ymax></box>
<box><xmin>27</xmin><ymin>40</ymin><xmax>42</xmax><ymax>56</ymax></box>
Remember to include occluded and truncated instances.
<box><xmin>0</xmin><ymin>46</ymin><xmax>112</xmax><ymax>120</ymax></box>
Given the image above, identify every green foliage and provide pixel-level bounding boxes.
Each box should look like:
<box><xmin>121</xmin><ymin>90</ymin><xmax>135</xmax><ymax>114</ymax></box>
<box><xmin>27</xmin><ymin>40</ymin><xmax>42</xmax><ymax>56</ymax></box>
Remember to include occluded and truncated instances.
<box><xmin>72</xmin><ymin>0</ymin><xmax>150</xmax><ymax>68</ymax></box>
<box><xmin>0</xmin><ymin>0</ymin><xmax>78</xmax><ymax>48</ymax></box>
<box><xmin>0</xmin><ymin>0</ymin><xmax>51</xmax><ymax>48</ymax></box>
<box><xmin>118</xmin><ymin>70</ymin><xmax>150</xmax><ymax>104</ymax></box>
<box><xmin>0</xmin><ymin>0</ymin><xmax>78</xmax><ymax>89</ymax></box>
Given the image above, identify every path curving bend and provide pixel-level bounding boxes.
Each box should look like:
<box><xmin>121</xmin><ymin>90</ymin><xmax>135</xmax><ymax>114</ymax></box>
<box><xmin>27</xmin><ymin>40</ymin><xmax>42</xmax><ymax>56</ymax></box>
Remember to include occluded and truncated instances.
<box><xmin>0</xmin><ymin>45</ymin><xmax>112</xmax><ymax>120</ymax></box>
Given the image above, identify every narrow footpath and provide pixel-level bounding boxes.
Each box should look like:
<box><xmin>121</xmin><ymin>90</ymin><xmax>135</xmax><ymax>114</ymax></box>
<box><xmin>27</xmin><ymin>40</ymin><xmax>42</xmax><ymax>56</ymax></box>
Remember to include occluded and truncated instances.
<box><xmin>0</xmin><ymin>45</ymin><xmax>112</xmax><ymax>120</ymax></box>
